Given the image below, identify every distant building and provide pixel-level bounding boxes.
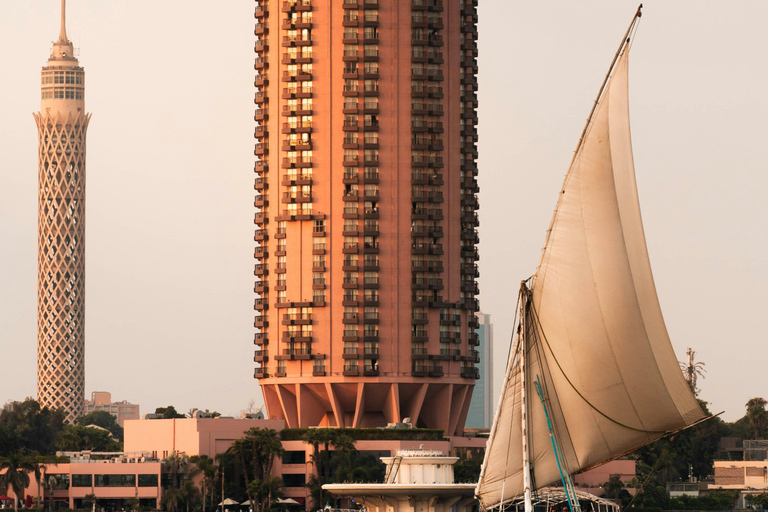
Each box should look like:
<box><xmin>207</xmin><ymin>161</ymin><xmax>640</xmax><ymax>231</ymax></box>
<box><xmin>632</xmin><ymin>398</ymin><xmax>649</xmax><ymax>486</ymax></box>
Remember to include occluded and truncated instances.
<box><xmin>465</xmin><ymin>312</ymin><xmax>492</xmax><ymax>428</ymax></box>
<box><xmin>710</xmin><ymin>459</ymin><xmax>768</xmax><ymax>507</ymax></box>
<box><xmin>84</xmin><ymin>391</ymin><xmax>140</xmax><ymax>427</ymax></box>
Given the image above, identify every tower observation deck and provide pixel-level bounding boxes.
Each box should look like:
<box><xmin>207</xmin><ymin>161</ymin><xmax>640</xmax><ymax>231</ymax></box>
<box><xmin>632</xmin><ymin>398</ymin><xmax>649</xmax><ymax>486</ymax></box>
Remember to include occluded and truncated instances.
<box><xmin>34</xmin><ymin>0</ymin><xmax>91</xmax><ymax>423</ymax></box>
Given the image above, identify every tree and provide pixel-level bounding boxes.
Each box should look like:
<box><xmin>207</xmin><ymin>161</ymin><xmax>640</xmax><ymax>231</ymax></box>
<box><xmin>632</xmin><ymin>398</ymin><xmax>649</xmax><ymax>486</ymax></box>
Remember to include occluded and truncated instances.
<box><xmin>746</xmin><ymin>398</ymin><xmax>768</xmax><ymax>440</ymax></box>
<box><xmin>156</xmin><ymin>406</ymin><xmax>186</xmax><ymax>419</ymax></box>
<box><xmin>76</xmin><ymin>411</ymin><xmax>124</xmax><ymax>441</ymax></box>
<box><xmin>162</xmin><ymin>451</ymin><xmax>191</xmax><ymax>512</ymax></box>
<box><xmin>0</xmin><ymin>399</ymin><xmax>65</xmax><ymax>456</ymax></box>
<box><xmin>125</xmin><ymin>497</ymin><xmax>140</xmax><ymax>512</ymax></box>
<box><xmin>229</xmin><ymin>428</ymin><xmax>285</xmax><ymax>512</ymax></box>
<box><xmin>31</xmin><ymin>460</ymin><xmax>47</xmax><ymax>508</ymax></box>
<box><xmin>746</xmin><ymin>492</ymin><xmax>768</xmax><ymax>510</ymax></box>
<box><xmin>55</xmin><ymin>425</ymin><xmax>122</xmax><ymax>452</ymax></box>
<box><xmin>83</xmin><ymin>493</ymin><xmax>97</xmax><ymax>512</ymax></box>
<box><xmin>190</xmin><ymin>455</ymin><xmax>217</xmax><ymax>512</ymax></box>
<box><xmin>0</xmin><ymin>453</ymin><xmax>34</xmax><ymax>512</ymax></box>
<box><xmin>179</xmin><ymin>479</ymin><xmax>202</xmax><ymax>512</ymax></box>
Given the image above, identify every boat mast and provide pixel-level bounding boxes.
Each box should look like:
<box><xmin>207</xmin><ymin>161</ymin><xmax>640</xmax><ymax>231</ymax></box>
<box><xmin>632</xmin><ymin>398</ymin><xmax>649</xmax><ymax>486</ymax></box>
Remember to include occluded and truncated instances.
<box><xmin>520</xmin><ymin>283</ymin><xmax>533</xmax><ymax>512</ymax></box>
<box><xmin>571</xmin><ymin>4</ymin><xmax>643</xmax><ymax>165</ymax></box>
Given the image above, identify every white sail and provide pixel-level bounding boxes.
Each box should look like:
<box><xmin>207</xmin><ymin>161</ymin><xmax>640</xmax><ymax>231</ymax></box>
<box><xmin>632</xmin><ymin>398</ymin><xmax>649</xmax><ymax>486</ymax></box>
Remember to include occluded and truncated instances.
<box><xmin>476</xmin><ymin>45</ymin><xmax>705</xmax><ymax>510</ymax></box>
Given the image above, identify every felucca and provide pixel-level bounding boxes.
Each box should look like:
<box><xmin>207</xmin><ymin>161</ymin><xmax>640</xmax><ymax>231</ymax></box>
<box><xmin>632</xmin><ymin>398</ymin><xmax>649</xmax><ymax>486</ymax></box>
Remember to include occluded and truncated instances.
<box><xmin>475</xmin><ymin>6</ymin><xmax>709</xmax><ymax>512</ymax></box>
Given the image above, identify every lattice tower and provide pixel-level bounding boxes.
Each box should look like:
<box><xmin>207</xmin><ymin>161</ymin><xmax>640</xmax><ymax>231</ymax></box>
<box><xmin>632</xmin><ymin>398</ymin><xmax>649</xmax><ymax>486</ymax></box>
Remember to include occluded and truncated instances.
<box><xmin>34</xmin><ymin>0</ymin><xmax>91</xmax><ymax>424</ymax></box>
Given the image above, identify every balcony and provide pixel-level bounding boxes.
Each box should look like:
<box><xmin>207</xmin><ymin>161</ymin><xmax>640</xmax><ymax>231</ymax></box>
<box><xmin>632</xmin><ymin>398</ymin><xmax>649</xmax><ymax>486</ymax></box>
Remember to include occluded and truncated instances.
<box><xmin>343</xmin><ymin>364</ymin><xmax>359</xmax><ymax>376</ymax></box>
<box><xmin>461</xmin><ymin>367</ymin><xmax>480</xmax><ymax>379</ymax></box>
<box><xmin>253</xmin><ymin>349</ymin><xmax>268</xmax><ymax>362</ymax></box>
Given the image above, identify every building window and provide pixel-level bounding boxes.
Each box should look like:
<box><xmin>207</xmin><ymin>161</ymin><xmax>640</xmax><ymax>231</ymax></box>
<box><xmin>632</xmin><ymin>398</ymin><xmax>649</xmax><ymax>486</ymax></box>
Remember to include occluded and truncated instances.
<box><xmin>95</xmin><ymin>474</ymin><xmax>136</xmax><ymax>487</ymax></box>
<box><xmin>282</xmin><ymin>451</ymin><xmax>306</xmax><ymax>465</ymax></box>
<box><xmin>282</xmin><ymin>474</ymin><xmax>306</xmax><ymax>488</ymax></box>
<box><xmin>138</xmin><ymin>474</ymin><xmax>159</xmax><ymax>487</ymax></box>
<box><xmin>71</xmin><ymin>474</ymin><xmax>93</xmax><ymax>487</ymax></box>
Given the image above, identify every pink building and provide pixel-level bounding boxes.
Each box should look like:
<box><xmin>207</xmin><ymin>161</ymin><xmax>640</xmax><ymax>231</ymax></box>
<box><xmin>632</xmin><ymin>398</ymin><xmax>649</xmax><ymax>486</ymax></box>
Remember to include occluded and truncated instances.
<box><xmin>1</xmin><ymin>456</ymin><xmax>162</xmax><ymax>510</ymax></box>
<box><xmin>123</xmin><ymin>417</ymin><xmax>285</xmax><ymax>459</ymax></box>
<box><xmin>123</xmin><ymin>417</ymin><xmax>485</xmax><ymax>506</ymax></box>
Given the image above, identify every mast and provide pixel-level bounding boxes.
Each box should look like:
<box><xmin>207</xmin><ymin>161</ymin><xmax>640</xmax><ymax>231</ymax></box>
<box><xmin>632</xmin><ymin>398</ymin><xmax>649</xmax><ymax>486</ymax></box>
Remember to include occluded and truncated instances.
<box><xmin>520</xmin><ymin>284</ymin><xmax>533</xmax><ymax>512</ymax></box>
<box><xmin>571</xmin><ymin>4</ymin><xmax>643</xmax><ymax>164</ymax></box>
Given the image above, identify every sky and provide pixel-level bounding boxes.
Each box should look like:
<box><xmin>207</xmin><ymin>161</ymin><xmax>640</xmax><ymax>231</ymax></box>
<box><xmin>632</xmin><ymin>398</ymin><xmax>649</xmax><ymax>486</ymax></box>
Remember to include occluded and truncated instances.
<box><xmin>0</xmin><ymin>1</ymin><xmax>766</xmax><ymax>422</ymax></box>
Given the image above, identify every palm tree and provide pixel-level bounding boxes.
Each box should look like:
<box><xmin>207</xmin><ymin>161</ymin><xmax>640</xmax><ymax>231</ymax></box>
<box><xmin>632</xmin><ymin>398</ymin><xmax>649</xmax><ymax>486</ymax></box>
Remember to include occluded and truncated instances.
<box><xmin>190</xmin><ymin>455</ymin><xmax>217</xmax><ymax>512</ymax></box>
<box><xmin>83</xmin><ymin>493</ymin><xmax>97</xmax><ymax>512</ymax></box>
<box><xmin>746</xmin><ymin>397</ymin><xmax>768</xmax><ymax>439</ymax></box>
<box><xmin>179</xmin><ymin>480</ymin><xmax>202</xmax><ymax>512</ymax></box>
<box><xmin>0</xmin><ymin>453</ymin><xmax>34</xmax><ymax>512</ymax></box>
<box><xmin>679</xmin><ymin>348</ymin><xmax>706</xmax><ymax>395</ymax></box>
<box><xmin>31</xmin><ymin>461</ymin><xmax>47</xmax><ymax>509</ymax></box>
<box><xmin>162</xmin><ymin>451</ymin><xmax>191</xmax><ymax>512</ymax></box>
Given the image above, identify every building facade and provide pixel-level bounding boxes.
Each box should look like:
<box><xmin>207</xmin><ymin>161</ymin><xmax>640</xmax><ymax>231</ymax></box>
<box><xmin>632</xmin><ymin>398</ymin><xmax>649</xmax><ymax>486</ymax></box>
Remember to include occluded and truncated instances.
<box><xmin>84</xmin><ymin>392</ymin><xmax>141</xmax><ymax>427</ymax></box>
<box><xmin>465</xmin><ymin>311</ymin><xmax>492</xmax><ymax>428</ymax></box>
<box><xmin>253</xmin><ymin>0</ymin><xmax>479</xmax><ymax>435</ymax></box>
<box><xmin>35</xmin><ymin>0</ymin><xmax>91</xmax><ymax>424</ymax></box>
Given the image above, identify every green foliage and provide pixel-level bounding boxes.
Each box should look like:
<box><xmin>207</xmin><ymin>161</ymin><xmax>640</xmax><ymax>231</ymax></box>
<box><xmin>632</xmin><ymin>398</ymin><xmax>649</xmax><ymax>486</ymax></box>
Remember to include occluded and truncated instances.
<box><xmin>746</xmin><ymin>398</ymin><xmax>768</xmax><ymax>440</ymax></box>
<box><xmin>667</xmin><ymin>490</ymin><xmax>738</xmax><ymax>510</ymax></box>
<box><xmin>454</xmin><ymin>456</ymin><xmax>483</xmax><ymax>483</ymax></box>
<box><xmin>226</xmin><ymin>429</ymin><xmax>285</xmax><ymax>512</ymax></box>
<box><xmin>55</xmin><ymin>425</ymin><xmax>122</xmax><ymax>452</ymax></box>
<box><xmin>746</xmin><ymin>492</ymin><xmax>768</xmax><ymax>509</ymax></box>
<box><xmin>0</xmin><ymin>399</ymin><xmax>66</xmax><ymax>456</ymax></box>
<box><xmin>76</xmin><ymin>411</ymin><xmax>124</xmax><ymax>441</ymax></box>
<box><xmin>125</xmin><ymin>497</ymin><xmax>141</xmax><ymax>512</ymax></box>
<box><xmin>280</xmin><ymin>427</ymin><xmax>443</xmax><ymax>441</ymax></box>
<box><xmin>155</xmin><ymin>406</ymin><xmax>185</xmax><ymax>419</ymax></box>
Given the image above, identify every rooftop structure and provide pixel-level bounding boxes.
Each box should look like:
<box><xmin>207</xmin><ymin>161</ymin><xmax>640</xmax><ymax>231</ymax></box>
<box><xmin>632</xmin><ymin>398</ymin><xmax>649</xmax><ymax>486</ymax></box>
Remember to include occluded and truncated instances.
<box><xmin>35</xmin><ymin>0</ymin><xmax>91</xmax><ymax>423</ymax></box>
<box><xmin>253</xmin><ymin>0</ymin><xmax>480</xmax><ymax>436</ymax></box>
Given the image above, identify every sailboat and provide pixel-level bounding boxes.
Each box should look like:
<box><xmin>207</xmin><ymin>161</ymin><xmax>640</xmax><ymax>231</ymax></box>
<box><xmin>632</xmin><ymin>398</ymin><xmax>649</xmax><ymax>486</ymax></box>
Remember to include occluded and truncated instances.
<box><xmin>475</xmin><ymin>6</ymin><xmax>708</xmax><ymax>512</ymax></box>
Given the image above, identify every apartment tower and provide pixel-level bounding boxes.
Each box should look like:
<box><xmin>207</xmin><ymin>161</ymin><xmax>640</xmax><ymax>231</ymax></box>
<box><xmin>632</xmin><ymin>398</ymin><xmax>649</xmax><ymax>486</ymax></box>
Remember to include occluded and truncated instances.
<box><xmin>35</xmin><ymin>0</ymin><xmax>91</xmax><ymax>423</ymax></box>
<box><xmin>253</xmin><ymin>0</ymin><xmax>479</xmax><ymax>435</ymax></box>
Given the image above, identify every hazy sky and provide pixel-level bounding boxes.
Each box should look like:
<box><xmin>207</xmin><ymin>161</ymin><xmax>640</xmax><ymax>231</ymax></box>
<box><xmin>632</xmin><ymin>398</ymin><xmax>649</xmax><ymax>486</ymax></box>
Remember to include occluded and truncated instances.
<box><xmin>1</xmin><ymin>1</ymin><xmax>765</xmax><ymax>422</ymax></box>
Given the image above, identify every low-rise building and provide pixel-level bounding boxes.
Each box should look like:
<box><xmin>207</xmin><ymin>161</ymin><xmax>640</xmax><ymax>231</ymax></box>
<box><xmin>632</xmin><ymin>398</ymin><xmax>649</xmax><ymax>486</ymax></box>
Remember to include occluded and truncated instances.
<box><xmin>0</xmin><ymin>452</ymin><xmax>161</xmax><ymax>510</ymax></box>
<box><xmin>709</xmin><ymin>460</ymin><xmax>768</xmax><ymax>508</ymax></box>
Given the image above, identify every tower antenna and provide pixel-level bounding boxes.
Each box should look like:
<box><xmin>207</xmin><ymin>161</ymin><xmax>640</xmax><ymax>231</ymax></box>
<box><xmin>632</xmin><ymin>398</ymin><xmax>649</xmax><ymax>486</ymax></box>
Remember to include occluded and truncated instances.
<box><xmin>59</xmin><ymin>0</ymin><xmax>68</xmax><ymax>43</ymax></box>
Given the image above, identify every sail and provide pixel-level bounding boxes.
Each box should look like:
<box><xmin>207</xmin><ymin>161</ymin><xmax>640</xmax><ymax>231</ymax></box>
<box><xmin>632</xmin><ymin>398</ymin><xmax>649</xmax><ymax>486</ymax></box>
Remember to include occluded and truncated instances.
<box><xmin>476</xmin><ymin>47</ymin><xmax>705</xmax><ymax>510</ymax></box>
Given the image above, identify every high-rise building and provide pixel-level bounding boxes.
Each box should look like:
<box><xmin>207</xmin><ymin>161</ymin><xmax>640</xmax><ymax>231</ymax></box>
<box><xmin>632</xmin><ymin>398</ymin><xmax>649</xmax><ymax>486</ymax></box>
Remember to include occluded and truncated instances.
<box><xmin>465</xmin><ymin>311</ymin><xmax>492</xmax><ymax>428</ymax></box>
<box><xmin>35</xmin><ymin>0</ymin><xmax>91</xmax><ymax>424</ymax></box>
<box><xmin>253</xmin><ymin>0</ymin><xmax>479</xmax><ymax>435</ymax></box>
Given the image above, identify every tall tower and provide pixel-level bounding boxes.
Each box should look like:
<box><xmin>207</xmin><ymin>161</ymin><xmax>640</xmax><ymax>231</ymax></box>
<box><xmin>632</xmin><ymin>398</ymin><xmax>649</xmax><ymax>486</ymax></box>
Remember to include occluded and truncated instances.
<box><xmin>34</xmin><ymin>0</ymin><xmax>91</xmax><ymax>423</ymax></box>
<box><xmin>253</xmin><ymin>0</ymin><xmax>479</xmax><ymax>435</ymax></box>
